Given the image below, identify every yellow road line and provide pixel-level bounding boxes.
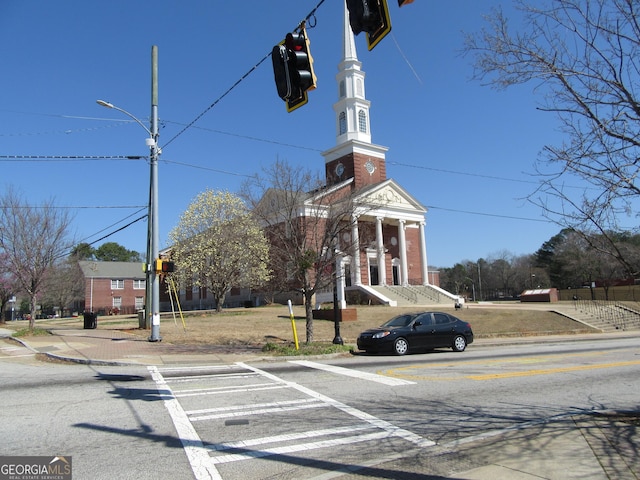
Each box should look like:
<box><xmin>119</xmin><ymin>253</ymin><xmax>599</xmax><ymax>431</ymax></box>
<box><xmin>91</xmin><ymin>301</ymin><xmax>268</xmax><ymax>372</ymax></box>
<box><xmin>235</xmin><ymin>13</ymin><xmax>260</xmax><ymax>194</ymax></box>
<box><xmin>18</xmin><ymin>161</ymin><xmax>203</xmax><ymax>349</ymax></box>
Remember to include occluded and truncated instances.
<box><xmin>468</xmin><ymin>360</ymin><xmax>640</xmax><ymax>381</ymax></box>
<box><xmin>378</xmin><ymin>351</ymin><xmax>640</xmax><ymax>382</ymax></box>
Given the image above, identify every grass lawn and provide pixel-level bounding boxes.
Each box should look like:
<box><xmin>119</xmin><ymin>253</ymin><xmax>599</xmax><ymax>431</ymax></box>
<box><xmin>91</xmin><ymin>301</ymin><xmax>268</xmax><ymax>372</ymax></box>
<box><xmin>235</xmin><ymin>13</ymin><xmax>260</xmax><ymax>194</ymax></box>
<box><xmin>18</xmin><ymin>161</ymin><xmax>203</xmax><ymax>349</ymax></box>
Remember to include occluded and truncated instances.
<box><xmin>83</xmin><ymin>303</ymin><xmax>597</xmax><ymax>347</ymax></box>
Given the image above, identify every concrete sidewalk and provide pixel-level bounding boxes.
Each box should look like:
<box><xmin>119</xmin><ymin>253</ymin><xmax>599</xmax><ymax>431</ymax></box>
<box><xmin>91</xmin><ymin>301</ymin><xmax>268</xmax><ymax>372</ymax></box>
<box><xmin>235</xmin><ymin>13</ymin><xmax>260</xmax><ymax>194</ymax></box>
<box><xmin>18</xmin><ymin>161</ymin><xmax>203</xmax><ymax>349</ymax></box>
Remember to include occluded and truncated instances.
<box><xmin>1</xmin><ymin>325</ymin><xmax>638</xmax><ymax>479</ymax></box>
<box><xmin>2</xmin><ymin>326</ymin><xmax>266</xmax><ymax>366</ymax></box>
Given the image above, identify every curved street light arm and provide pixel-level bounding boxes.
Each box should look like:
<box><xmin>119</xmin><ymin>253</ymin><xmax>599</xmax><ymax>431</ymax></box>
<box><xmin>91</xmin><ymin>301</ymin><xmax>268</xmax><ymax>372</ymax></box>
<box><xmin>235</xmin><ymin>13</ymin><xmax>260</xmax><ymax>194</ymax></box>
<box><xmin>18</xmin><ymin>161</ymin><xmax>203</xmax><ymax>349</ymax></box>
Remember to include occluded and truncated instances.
<box><xmin>96</xmin><ymin>99</ymin><xmax>152</xmax><ymax>137</ymax></box>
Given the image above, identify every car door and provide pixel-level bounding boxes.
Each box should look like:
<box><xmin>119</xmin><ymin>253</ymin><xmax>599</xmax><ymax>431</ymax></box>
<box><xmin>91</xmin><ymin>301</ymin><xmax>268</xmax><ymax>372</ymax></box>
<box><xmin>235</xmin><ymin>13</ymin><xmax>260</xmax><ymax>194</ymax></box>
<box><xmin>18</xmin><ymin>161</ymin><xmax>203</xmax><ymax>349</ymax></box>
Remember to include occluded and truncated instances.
<box><xmin>432</xmin><ymin>313</ymin><xmax>455</xmax><ymax>347</ymax></box>
<box><xmin>410</xmin><ymin>312</ymin><xmax>434</xmax><ymax>350</ymax></box>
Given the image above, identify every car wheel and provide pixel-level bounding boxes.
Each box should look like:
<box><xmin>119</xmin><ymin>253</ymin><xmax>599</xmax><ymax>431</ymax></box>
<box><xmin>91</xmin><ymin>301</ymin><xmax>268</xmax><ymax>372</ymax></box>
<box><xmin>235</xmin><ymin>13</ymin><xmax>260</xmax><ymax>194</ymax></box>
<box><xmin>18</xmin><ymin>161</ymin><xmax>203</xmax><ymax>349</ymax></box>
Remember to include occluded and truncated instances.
<box><xmin>393</xmin><ymin>337</ymin><xmax>409</xmax><ymax>356</ymax></box>
<box><xmin>452</xmin><ymin>335</ymin><xmax>467</xmax><ymax>352</ymax></box>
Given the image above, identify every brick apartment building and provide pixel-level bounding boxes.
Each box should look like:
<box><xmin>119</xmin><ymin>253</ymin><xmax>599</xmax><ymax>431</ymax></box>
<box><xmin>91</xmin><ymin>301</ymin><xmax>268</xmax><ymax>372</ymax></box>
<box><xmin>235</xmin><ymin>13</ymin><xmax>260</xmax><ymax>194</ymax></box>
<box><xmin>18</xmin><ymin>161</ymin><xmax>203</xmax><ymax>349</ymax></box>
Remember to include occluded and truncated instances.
<box><xmin>79</xmin><ymin>261</ymin><xmax>147</xmax><ymax>315</ymax></box>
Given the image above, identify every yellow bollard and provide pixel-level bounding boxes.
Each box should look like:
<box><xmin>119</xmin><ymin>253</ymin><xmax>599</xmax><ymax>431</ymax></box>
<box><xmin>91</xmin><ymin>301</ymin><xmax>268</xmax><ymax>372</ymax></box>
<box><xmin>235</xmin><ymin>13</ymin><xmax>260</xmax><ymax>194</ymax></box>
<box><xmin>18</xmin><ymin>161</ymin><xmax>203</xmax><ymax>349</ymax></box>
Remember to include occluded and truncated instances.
<box><xmin>288</xmin><ymin>300</ymin><xmax>299</xmax><ymax>350</ymax></box>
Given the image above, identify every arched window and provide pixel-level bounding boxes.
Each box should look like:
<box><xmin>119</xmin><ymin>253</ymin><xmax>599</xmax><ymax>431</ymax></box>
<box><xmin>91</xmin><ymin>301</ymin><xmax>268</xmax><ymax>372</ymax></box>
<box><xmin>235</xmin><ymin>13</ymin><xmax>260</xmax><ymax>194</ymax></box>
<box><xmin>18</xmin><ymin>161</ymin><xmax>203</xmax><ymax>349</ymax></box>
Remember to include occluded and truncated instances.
<box><xmin>358</xmin><ymin>110</ymin><xmax>367</xmax><ymax>133</ymax></box>
<box><xmin>339</xmin><ymin>80</ymin><xmax>346</xmax><ymax>98</ymax></box>
<box><xmin>339</xmin><ymin>111</ymin><xmax>347</xmax><ymax>135</ymax></box>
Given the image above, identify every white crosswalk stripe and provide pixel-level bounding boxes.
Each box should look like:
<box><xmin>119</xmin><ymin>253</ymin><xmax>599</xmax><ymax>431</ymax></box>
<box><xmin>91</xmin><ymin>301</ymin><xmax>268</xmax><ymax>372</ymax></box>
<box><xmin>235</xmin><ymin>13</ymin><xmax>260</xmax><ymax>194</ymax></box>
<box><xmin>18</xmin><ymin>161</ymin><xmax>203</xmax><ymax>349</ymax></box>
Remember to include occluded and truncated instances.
<box><xmin>150</xmin><ymin>362</ymin><xmax>435</xmax><ymax>479</ymax></box>
<box><xmin>290</xmin><ymin>359</ymin><xmax>416</xmax><ymax>385</ymax></box>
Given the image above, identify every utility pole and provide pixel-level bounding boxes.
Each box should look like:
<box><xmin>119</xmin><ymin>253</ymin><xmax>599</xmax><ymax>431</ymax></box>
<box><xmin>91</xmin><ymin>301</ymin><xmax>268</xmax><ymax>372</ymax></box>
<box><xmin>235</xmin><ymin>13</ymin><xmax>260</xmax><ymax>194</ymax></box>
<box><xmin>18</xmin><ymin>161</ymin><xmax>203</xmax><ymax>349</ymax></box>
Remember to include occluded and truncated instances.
<box><xmin>148</xmin><ymin>45</ymin><xmax>161</xmax><ymax>342</ymax></box>
<box><xmin>96</xmin><ymin>46</ymin><xmax>161</xmax><ymax>341</ymax></box>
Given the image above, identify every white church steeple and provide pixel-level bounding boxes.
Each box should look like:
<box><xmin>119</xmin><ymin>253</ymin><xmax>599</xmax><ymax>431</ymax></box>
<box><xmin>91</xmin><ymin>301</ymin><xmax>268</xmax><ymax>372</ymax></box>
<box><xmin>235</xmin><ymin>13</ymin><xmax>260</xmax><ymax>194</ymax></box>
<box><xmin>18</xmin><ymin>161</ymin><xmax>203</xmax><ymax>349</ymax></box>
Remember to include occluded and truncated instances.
<box><xmin>334</xmin><ymin>4</ymin><xmax>371</xmax><ymax>144</ymax></box>
<box><xmin>322</xmin><ymin>3</ymin><xmax>388</xmax><ymax>189</ymax></box>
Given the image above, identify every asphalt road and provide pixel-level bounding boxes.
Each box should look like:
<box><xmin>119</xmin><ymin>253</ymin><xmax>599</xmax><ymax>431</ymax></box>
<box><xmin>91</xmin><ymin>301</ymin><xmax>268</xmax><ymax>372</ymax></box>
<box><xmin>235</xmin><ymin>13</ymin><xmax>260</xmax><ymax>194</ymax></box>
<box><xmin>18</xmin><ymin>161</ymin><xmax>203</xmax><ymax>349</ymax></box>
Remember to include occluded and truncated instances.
<box><xmin>1</xmin><ymin>336</ymin><xmax>638</xmax><ymax>479</ymax></box>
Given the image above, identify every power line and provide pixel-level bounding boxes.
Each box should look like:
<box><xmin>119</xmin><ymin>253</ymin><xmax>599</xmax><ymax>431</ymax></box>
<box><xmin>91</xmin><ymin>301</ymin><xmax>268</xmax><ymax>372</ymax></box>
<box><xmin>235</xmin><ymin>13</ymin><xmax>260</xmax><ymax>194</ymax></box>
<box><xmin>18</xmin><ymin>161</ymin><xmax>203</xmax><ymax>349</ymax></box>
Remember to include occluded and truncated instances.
<box><xmin>1</xmin><ymin>205</ymin><xmax>145</xmax><ymax>210</ymax></box>
<box><xmin>56</xmin><ymin>213</ymin><xmax>148</xmax><ymax>261</ymax></box>
<box><xmin>388</xmin><ymin>161</ymin><xmax>592</xmax><ymax>190</ymax></box>
<box><xmin>161</xmin><ymin>53</ymin><xmax>273</xmax><ymax>150</ymax></box>
<box><xmin>160</xmin><ymin>120</ymin><xmax>323</xmax><ymax>152</ymax></box>
<box><xmin>81</xmin><ymin>214</ymin><xmax>147</xmax><ymax>247</ymax></box>
<box><xmin>161</xmin><ymin>0</ymin><xmax>328</xmax><ymax>150</ymax></box>
<box><xmin>390</xmin><ymin>161</ymin><xmax>541</xmax><ymax>186</ymax></box>
<box><xmin>0</xmin><ymin>155</ymin><xmax>144</xmax><ymax>161</ymax></box>
<box><xmin>0</xmin><ymin>110</ymin><xmax>140</xmax><ymax>137</ymax></box>
<box><xmin>426</xmin><ymin>204</ymin><xmax>552</xmax><ymax>223</ymax></box>
<box><xmin>161</xmin><ymin>159</ymin><xmax>254</xmax><ymax>178</ymax></box>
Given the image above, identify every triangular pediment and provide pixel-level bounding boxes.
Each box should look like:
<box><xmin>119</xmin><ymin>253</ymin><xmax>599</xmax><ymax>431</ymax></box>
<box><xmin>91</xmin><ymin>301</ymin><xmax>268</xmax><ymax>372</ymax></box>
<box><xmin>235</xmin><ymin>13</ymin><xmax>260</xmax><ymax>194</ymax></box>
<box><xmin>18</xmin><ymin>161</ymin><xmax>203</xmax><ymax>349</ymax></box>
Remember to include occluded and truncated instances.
<box><xmin>355</xmin><ymin>179</ymin><xmax>426</xmax><ymax>216</ymax></box>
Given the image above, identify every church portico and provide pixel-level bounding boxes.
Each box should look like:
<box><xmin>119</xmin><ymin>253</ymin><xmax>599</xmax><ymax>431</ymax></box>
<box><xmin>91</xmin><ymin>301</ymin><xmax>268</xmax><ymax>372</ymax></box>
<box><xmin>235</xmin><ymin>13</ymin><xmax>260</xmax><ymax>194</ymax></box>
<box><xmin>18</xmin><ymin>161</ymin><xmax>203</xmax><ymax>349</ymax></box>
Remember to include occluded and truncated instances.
<box><xmin>342</xmin><ymin>206</ymin><xmax>429</xmax><ymax>289</ymax></box>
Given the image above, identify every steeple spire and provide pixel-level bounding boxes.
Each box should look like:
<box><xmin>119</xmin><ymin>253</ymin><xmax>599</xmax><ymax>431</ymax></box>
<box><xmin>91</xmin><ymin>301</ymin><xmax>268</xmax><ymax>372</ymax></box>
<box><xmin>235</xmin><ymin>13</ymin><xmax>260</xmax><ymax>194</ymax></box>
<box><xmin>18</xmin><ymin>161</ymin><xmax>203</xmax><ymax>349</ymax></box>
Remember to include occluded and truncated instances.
<box><xmin>342</xmin><ymin>4</ymin><xmax>358</xmax><ymax>64</ymax></box>
<box><xmin>333</xmin><ymin>3</ymin><xmax>371</xmax><ymax>145</ymax></box>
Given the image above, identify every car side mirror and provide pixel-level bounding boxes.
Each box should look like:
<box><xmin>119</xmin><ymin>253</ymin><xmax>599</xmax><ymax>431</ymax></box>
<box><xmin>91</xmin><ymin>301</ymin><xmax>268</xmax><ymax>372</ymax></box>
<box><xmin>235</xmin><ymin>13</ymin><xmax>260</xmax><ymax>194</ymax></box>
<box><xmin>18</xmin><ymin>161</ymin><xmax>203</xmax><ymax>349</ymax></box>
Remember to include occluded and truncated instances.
<box><xmin>413</xmin><ymin>321</ymin><xmax>422</xmax><ymax>328</ymax></box>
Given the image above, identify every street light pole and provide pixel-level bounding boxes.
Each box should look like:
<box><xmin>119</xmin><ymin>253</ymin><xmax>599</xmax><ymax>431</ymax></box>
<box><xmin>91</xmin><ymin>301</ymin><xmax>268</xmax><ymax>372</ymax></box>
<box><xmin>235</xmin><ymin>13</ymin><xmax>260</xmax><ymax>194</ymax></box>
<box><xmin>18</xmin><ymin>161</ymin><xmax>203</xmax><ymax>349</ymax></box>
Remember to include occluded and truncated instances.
<box><xmin>96</xmin><ymin>45</ymin><xmax>161</xmax><ymax>342</ymax></box>
<box><xmin>148</xmin><ymin>45</ymin><xmax>161</xmax><ymax>342</ymax></box>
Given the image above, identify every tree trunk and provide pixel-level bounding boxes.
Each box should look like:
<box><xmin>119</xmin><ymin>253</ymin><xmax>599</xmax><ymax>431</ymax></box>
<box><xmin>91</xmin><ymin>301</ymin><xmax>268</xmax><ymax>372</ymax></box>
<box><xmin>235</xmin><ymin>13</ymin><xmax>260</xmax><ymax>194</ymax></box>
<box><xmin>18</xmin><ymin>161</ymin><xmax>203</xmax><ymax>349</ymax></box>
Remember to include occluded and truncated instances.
<box><xmin>215</xmin><ymin>292</ymin><xmax>225</xmax><ymax>313</ymax></box>
<box><xmin>29</xmin><ymin>295</ymin><xmax>37</xmax><ymax>331</ymax></box>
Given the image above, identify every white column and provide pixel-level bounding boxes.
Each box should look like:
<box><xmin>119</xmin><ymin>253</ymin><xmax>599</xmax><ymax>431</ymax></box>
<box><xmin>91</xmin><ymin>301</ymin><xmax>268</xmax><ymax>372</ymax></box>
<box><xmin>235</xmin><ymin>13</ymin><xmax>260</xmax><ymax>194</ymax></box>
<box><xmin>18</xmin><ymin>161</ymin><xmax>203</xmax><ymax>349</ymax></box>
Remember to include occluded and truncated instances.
<box><xmin>336</xmin><ymin>254</ymin><xmax>347</xmax><ymax>309</ymax></box>
<box><xmin>376</xmin><ymin>216</ymin><xmax>386</xmax><ymax>285</ymax></box>
<box><xmin>351</xmin><ymin>215</ymin><xmax>362</xmax><ymax>285</ymax></box>
<box><xmin>419</xmin><ymin>221</ymin><xmax>429</xmax><ymax>285</ymax></box>
<box><xmin>398</xmin><ymin>220</ymin><xmax>409</xmax><ymax>286</ymax></box>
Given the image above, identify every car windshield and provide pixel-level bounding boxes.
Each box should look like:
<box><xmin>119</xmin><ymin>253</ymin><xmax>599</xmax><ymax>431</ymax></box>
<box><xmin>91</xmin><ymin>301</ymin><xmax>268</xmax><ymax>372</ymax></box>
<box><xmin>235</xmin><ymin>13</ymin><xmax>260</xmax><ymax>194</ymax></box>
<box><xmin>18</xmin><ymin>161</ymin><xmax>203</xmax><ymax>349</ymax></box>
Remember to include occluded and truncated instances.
<box><xmin>382</xmin><ymin>314</ymin><xmax>415</xmax><ymax>328</ymax></box>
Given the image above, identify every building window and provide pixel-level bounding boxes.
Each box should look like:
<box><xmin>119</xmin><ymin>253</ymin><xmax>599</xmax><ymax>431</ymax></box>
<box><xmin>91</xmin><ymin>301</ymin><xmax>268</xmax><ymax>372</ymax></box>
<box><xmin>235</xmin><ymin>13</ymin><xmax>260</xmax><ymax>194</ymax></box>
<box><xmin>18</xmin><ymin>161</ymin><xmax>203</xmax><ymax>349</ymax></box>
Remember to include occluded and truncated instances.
<box><xmin>112</xmin><ymin>296</ymin><xmax>122</xmax><ymax>308</ymax></box>
<box><xmin>133</xmin><ymin>279</ymin><xmax>145</xmax><ymax>290</ymax></box>
<box><xmin>135</xmin><ymin>297</ymin><xmax>144</xmax><ymax>310</ymax></box>
<box><xmin>339</xmin><ymin>112</ymin><xmax>347</xmax><ymax>135</ymax></box>
<box><xmin>356</xmin><ymin>79</ymin><xmax>363</xmax><ymax>96</ymax></box>
<box><xmin>358</xmin><ymin>110</ymin><xmax>367</xmax><ymax>133</ymax></box>
<box><xmin>111</xmin><ymin>279</ymin><xmax>124</xmax><ymax>289</ymax></box>
<box><xmin>339</xmin><ymin>80</ymin><xmax>346</xmax><ymax>98</ymax></box>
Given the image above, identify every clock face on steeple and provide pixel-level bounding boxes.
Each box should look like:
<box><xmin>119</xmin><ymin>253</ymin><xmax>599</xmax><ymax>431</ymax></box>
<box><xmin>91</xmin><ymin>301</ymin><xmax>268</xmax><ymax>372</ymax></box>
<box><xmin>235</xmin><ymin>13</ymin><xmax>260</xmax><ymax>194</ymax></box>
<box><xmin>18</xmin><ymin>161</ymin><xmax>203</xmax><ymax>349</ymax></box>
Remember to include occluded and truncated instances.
<box><xmin>364</xmin><ymin>159</ymin><xmax>376</xmax><ymax>175</ymax></box>
<box><xmin>335</xmin><ymin>162</ymin><xmax>345</xmax><ymax>177</ymax></box>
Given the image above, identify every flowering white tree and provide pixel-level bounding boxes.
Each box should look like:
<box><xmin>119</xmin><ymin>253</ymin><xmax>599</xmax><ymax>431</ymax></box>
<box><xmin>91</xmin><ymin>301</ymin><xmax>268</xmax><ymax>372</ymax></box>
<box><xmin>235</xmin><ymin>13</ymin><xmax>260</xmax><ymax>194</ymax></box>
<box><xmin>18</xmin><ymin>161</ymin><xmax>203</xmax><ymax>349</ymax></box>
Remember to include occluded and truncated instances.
<box><xmin>168</xmin><ymin>190</ymin><xmax>270</xmax><ymax>312</ymax></box>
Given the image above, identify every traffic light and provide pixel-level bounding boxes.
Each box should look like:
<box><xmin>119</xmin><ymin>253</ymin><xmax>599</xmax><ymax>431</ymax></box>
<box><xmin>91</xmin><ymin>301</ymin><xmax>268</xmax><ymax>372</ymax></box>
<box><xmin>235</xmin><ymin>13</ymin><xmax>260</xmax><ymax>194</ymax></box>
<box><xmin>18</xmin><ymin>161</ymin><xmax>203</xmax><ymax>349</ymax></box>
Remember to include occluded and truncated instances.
<box><xmin>155</xmin><ymin>259</ymin><xmax>175</xmax><ymax>273</ymax></box>
<box><xmin>345</xmin><ymin>0</ymin><xmax>392</xmax><ymax>51</ymax></box>
<box><xmin>272</xmin><ymin>25</ymin><xmax>316</xmax><ymax>112</ymax></box>
<box><xmin>398</xmin><ymin>0</ymin><xmax>414</xmax><ymax>5</ymax></box>
<box><xmin>161</xmin><ymin>261</ymin><xmax>175</xmax><ymax>273</ymax></box>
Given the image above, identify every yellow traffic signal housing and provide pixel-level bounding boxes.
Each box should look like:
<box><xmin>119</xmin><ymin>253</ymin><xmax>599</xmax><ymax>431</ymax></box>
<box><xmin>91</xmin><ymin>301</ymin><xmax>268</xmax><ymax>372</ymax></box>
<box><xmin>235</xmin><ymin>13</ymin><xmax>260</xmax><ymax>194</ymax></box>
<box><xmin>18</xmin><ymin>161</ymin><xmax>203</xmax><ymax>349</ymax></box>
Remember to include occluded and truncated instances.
<box><xmin>161</xmin><ymin>261</ymin><xmax>175</xmax><ymax>273</ymax></box>
<box><xmin>272</xmin><ymin>24</ymin><xmax>316</xmax><ymax>112</ymax></box>
<box><xmin>155</xmin><ymin>259</ymin><xmax>175</xmax><ymax>273</ymax></box>
<box><xmin>366</xmin><ymin>0</ymin><xmax>392</xmax><ymax>51</ymax></box>
<box><xmin>346</xmin><ymin>0</ymin><xmax>393</xmax><ymax>51</ymax></box>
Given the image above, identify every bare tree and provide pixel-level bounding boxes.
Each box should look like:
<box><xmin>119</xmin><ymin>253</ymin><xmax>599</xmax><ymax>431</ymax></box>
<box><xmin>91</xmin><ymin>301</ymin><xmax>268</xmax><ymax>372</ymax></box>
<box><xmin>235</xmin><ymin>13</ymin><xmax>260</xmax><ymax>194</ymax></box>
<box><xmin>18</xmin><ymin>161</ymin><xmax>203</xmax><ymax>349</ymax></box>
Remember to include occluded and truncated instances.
<box><xmin>241</xmin><ymin>159</ymin><xmax>365</xmax><ymax>344</ymax></box>
<box><xmin>464</xmin><ymin>0</ymin><xmax>640</xmax><ymax>274</ymax></box>
<box><xmin>41</xmin><ymin>259</ymin><xmax>84</xmax><ymax>317</ymax></box>
<box><xmin>0</xmin><ymin>253</ymin><xmax>19</xmax><ymax>323</ymax></box>
<box><xmin>168</xmin><ymin>190</ymin><xmax>270</xmax><ymax>313</ymax></box>
<box><xmin>0</xmin><ymin>188</ymin><xmax>73</xmax><ymax>330</ymax></box>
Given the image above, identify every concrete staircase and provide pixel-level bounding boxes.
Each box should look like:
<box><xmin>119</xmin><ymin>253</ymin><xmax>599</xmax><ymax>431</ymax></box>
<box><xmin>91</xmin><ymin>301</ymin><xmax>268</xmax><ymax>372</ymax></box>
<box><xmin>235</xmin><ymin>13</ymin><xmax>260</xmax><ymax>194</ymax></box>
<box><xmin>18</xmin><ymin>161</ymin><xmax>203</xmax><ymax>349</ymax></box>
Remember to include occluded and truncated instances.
<box><xmin>370</xmin><ymin>285</ymin><xmax>458</xmax><ymax>306</ymax></box>
<box><xmin>566</xmin><ymin>301</ymin><xmax>640</xmax><ymax>332</ymax></box>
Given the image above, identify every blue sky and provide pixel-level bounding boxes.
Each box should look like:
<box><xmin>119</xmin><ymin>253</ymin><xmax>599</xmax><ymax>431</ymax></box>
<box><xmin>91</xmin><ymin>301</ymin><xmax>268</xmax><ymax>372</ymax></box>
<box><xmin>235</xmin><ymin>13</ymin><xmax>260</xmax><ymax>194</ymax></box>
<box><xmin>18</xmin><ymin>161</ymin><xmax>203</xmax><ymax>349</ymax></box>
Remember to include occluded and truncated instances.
<box><xmin>1</xmin><ymin>1</ymin><xmax>568</xmax><ymax>268</ymax></box>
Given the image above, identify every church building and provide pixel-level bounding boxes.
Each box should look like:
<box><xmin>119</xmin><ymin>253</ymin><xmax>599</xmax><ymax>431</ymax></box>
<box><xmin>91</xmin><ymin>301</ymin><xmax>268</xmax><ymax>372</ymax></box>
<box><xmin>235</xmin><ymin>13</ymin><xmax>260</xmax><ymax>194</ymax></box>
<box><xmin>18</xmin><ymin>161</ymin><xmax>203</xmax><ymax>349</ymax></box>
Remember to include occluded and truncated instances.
<box><xmin>311</xmin><ymin>5</ymin><xmax>454</xmax><ymax>308</ymax></box>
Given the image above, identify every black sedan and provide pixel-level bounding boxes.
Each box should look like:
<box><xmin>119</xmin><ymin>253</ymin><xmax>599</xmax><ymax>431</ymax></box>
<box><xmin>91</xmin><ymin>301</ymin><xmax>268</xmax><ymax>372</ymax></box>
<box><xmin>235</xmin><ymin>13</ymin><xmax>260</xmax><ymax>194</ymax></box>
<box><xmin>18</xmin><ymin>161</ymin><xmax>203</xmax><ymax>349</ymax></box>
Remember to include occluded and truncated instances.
<box><xmin>356</xmin><ymin>311</ymin><xmax>474</xmax><ymax>355</ymax></box>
